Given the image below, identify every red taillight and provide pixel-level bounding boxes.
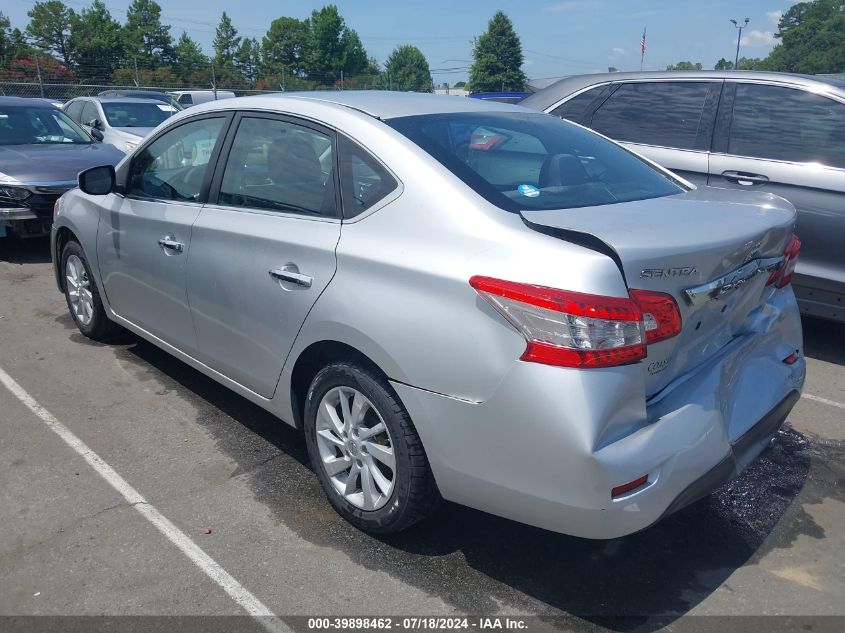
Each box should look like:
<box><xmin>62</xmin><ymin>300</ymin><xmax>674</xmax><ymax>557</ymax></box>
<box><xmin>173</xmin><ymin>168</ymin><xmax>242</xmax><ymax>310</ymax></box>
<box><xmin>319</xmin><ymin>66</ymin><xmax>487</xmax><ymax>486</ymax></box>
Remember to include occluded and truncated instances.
<box><xmin>469</xmin><ymin>276</ymin><xmax>646</xmax><ymax>369</ymax></box>
<box><xmin>767</xmin><ymin>235</ymin><xmax>801</xmax><ymax>288</ymax></box>
<box><xmin>611</xmin><ymin>475</ymin><xmax>648</xmax><ymax>498</ymax></box>
<box><xmin>629</xmin><ymin>289</ymin><xmax>682</xmax><ymax>344</ymax></box>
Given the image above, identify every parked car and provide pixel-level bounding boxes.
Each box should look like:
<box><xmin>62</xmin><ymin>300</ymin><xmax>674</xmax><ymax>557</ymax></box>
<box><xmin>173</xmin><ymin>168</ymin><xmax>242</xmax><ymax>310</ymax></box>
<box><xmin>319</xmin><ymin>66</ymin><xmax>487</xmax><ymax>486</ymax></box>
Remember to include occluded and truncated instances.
<box><xmin>51</xmin><ymin>92</ymin><xmax>805</xmax><ymax>538</ymax></box>
<box><xmin>469</xmin><ymin>91</ymin><xmax>530</xmax><ymax>104</ymax></box>
<box><xmin>521</xmin><ymin>70</ymin><xmax>845</xmax><ymax>323</ymax></box>
<box><xmin>63</xmin><ymin>97</ymin><xmax>177</xmax><ymax>153</ymax></box>
<box><xmin>0</xmin><ymin>97</ymin><xmax>123</xmax><ymax>238</ymax></box>
<box><xmin>97</xmin><ymin>89</ymin><xmax>183</xmax><ymax>112</ymax></box>
<box><xmin>168</xmin><ymin>90</ymin><xmax>236</xmax><ymax>107</ymax></box>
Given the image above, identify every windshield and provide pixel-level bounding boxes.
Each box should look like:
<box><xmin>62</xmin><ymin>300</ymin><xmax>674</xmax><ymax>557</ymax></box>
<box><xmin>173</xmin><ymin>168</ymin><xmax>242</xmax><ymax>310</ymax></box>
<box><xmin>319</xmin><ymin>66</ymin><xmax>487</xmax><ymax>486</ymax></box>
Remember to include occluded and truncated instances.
<box><xmin>0</xmin><ymin>106</ymin><xmax>92</xmax><ymax>145</ymax></box>
<box><xmin>387</xmin><ymin>112</ymin><xmax>686</xmax><ymax>212</ymax></box>
<box><xmin>101</xmin><ymin>101</ymin><xmax>174</xmax><ymax>128</ymax></box>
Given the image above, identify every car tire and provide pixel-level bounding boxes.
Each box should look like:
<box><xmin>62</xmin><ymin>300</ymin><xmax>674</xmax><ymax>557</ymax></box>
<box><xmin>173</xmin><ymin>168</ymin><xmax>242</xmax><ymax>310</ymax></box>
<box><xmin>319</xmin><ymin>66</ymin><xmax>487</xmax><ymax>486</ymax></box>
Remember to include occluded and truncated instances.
<box><xmin>304</xmin><ymin>361</ymin><xmax>440</xmax><ymax>534</ymax></box>
<box><xmin>61</xmin><ymin>240</ymin><xmax>121</xmax><ymax>341</ymax></box>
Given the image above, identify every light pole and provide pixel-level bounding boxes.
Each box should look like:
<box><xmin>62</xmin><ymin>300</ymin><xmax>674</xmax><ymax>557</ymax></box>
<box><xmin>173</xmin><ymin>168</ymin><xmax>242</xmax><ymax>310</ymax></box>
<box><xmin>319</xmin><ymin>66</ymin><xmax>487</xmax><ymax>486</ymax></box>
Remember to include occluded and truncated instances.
<box><xmin>730</xmin><ymin>18</ymin><xmax>749</xmax><ymax>69</ymax></box>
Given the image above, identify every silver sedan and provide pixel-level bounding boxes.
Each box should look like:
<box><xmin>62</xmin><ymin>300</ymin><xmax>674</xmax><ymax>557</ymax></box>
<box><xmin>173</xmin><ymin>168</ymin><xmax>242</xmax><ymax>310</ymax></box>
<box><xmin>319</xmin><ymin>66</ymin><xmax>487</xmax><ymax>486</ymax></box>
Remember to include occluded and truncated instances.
<box><xmin>51</xmin><ymin>92</ymin><xmax>805</xmax><ymax>538</ymax></box>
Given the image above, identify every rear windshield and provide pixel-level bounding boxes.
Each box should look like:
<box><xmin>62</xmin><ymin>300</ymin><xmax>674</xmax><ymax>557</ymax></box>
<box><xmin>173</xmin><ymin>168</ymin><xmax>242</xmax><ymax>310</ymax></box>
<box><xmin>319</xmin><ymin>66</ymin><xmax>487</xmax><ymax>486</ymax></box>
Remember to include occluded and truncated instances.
<box><xmin>386</xmin><ymin>112</ymin><xmax>685</xmax><ymax>212</ymax></box>
<box><xmin>102</xmin><ymin>101</ymin><xmax>175</xmax><ymax>128</ymax></box>
<box><xmin>0</xmin><ymin>105</ymin><xmax>91</xmax><ymax>145</ymax></box>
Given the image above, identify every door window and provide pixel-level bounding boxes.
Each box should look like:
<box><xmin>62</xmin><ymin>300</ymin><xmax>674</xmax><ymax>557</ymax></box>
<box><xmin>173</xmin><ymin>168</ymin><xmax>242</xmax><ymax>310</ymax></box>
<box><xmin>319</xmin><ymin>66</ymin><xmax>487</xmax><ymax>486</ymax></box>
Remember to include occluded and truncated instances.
<box><xmin>591</xmin><ymin>81</ymin><xmax>711</xmax><ymax>150</ymax></box>
<box><xmin>64</xmin><ymin>100</ymin><xmax>84</xmax><ymax>122</ymax></box>
<box><xmin>218</xmin><ymin>116</ymin><xmax>336</xmax><ymax>217</ymax></box>
<box><xmin>80</xmin><ymin>101</ymin><xmax>99</xmax><ymax>127</ymax></box>
<box><xmin>729</xmin><ymin>83</ymin><xmax>845</xmax><ymax>168</ymax></box>
<box><xmin>338</xmin><ymin>135</ymin><xmax>398</xmax><ymax>217</ymax></box>
<box><xmin>550</xmin><ymin>86</ymin><xmax>608</xmax><ymax>123</ymax></box>
<box><xmin>126</xmin><ymin>117</ymin><xmax>226</xmax><ymax>202</ymax></box>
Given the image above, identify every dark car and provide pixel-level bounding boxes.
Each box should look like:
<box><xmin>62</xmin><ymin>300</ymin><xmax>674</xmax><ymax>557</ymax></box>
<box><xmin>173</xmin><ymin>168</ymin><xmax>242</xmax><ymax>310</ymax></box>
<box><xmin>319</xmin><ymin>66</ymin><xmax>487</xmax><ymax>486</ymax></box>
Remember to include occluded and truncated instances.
<box><xmin>0</xmin><ymin>97</ymin><xmax>124</xmax><ymax>238</ymax></box>
<box><xmin>522</xmin><ymin>71</ymin><xmax>845</xmax><ymax>323</ymax></box>
<box><xmin>97</xmin><ymin>90</ymin><xmax>183</xmax><ymax>112</ymax></box>
<box><xmin>468</xmin><ymin>91</ymin><xmax>530</xmax><ymax>104</ymax></box>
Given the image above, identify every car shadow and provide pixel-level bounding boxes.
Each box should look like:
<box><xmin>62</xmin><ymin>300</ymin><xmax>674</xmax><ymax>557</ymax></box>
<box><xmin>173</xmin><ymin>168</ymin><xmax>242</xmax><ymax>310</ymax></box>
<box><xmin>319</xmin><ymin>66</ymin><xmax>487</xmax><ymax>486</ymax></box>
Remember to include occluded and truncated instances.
<box><xmin>109</xmin><ymin>336</ymin><xmax>843</xmax><ymax>632</ymax></box>
<box><xmin>0</xmin><ymin>236</ymin><xmax>52</xmax><ymax>264</ymax></box>
<box><xmin>802</xmin><ymin>316</ymin><xmax>845</xmax><ymax>365</ymax></box>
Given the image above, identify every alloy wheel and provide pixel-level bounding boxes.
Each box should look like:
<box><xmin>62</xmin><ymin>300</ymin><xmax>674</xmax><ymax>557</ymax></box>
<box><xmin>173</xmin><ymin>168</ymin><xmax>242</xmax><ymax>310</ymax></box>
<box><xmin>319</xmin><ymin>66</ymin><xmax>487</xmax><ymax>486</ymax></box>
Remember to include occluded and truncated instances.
<box><xmin>66</xmin><ymin>254</ymin><xmax>94</xmax><ymax>326</ymax></box>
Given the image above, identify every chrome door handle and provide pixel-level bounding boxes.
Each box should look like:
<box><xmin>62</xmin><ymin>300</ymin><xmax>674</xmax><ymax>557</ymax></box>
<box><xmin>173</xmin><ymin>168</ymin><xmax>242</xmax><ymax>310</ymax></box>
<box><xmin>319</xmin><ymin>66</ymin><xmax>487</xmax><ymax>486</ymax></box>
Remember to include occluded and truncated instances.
<box><xmin>158</xmin><ymin>237</ymin><xmax>184</xmax><ymax>253</ymax></box>
<box><xmin>722</xmin><ymin>170</ymin><xmax>769</xmax><ymax>186</ymax></box>
<box><xmin>269</xmin><ymin>267</ymin><xmax>312</xmax><ymax>288</ymax></box>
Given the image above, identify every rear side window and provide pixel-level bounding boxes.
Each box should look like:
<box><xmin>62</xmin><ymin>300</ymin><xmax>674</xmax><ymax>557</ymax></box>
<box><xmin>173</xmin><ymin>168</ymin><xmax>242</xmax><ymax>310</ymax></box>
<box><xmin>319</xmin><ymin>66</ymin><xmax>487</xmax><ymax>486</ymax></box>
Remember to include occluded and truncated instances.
<box><xmin>550</xmin><ymin>86</ymin><xmax>608</xmax><ymax>124</ymax></box>
<box><xmin>218</xmin><ymin>116</ymin><xmax>336</xmax><ymax>217</ymax></box>
<box><xmin>127</xmin><ymin>117</ymin><xmax>226</xmax><ymax>201</ymax></box>
<box><xmin>338</xmin><ymin>135</ymin><xmax>398</xmax><ymax>217</ymax></box>
<box><xmin>591</xmin><ymin>82</ymin><xmax>711</xmax><ymax>150</ymax></box>
<box><xmin>387</xmin><ymin>112</ymin><xmax>684</xmax><ymax>212</ymax></box>
<box><xmin>729</xmin><ymin>83</ymin><xmax>845</xmax><ymax>168</ymax></box>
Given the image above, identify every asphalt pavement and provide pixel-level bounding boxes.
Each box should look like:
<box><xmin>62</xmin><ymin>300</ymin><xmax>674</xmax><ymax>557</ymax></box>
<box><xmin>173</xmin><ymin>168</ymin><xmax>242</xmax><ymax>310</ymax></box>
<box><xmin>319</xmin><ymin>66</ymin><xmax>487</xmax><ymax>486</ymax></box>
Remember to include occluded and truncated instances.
<box><xmin>1</xmin><ymin>237</ymin><xmax>843</xmax><ymax>632</ymax></box>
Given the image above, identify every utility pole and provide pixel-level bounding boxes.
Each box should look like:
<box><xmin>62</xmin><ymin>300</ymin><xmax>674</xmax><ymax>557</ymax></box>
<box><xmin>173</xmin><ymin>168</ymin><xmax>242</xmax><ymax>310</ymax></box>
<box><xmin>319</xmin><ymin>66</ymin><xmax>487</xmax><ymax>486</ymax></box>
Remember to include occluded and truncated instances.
<box><xmin>211</xmin><ymin>63</ymin><xmax>217</xmax><ymax>99</ymax></box>
<box><xmin>281</xmin><ymin>66</ymin><xmax>285</xmax><ymax>92</ymax></box>
<box><xmin>133</xmin><ymin>58</ymin><xmax>140</xmax><ymax>87</ymax></box>
<box><xmin>34</xmin><ymin>53</ymin><xmax>45</xmax><ymax>98</ymax></box>
<box><xmin>340</xmin><ymin>70</ymin><xmax>344</xmax><ymax>90</ymax></box>
<box><xmin>731</xmin><ymin>18</ymin><xmax>749</xmax><ymax>69</ymax></box>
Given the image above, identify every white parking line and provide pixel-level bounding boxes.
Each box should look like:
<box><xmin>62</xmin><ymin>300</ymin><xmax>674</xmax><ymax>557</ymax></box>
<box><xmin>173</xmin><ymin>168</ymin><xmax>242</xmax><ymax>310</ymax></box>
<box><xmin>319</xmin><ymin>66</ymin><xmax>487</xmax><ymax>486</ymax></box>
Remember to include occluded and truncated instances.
<box><xmin>803</xmin><ymin>393</ymin><xmax>845</xmax><ymax>411</ymax></box>
<box><xmin>0</xmin><ymin>365</ymin><xmax>290</xmax><ymax>633</ymax></box>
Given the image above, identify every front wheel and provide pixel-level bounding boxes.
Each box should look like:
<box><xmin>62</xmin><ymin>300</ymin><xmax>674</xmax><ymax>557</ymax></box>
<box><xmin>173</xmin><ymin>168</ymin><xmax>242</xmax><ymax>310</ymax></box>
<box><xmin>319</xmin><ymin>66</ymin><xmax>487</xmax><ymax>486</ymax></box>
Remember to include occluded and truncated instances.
<box><xmin>304</xmin><ymin>362</ymin><xmax>440</xmax><ymax>534</ymax></box>
<box><xmin>61</xmin><ymin>240</ymin><xmax>121</xmax><ymax>341</ymax></box>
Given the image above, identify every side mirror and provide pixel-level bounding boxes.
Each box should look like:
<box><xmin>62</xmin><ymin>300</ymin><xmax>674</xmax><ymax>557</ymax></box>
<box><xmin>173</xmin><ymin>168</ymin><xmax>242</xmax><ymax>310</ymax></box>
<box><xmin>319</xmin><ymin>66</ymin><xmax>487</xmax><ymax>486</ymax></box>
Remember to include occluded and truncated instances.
<box><xmin>78</xmin><ymin>165</ymin><xmax>115</xmax><ymax>196</ymax></box>
<box><xmin>90</xmin><ymin>127</ymin><xmax>104</xmax><ymax>142</ymax></box>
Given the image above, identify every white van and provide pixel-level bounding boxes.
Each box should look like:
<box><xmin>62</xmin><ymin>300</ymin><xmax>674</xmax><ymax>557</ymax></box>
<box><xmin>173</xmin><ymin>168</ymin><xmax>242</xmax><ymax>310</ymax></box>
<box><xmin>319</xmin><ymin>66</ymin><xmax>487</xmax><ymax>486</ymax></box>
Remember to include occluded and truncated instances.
<box><xmin>168</xmin><ymin>90</ymin><xmax>236</xmax><ymax>108</ymax></box>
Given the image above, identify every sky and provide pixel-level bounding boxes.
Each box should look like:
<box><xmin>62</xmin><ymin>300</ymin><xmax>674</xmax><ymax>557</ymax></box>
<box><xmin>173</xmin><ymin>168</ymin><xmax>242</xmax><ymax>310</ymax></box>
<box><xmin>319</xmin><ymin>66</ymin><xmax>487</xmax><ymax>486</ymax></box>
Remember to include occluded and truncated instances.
<box><xmin>8</xmin><ymin>0</ymin><xmax>797</xmax><ymax>84</ymax></box>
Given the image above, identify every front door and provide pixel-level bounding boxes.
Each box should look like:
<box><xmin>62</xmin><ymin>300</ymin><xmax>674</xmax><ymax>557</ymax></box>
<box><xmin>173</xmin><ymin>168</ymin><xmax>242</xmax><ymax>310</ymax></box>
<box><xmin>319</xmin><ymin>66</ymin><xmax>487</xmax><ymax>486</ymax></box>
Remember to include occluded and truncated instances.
<box><xmin>187</xmin><ymin>113</ymin><xmax>341</xmax><ymax>397</ymax></box>
<box><xmin>97</xmin><ymin>115</ymin><xmax>229</xmax><ymax>352</ymax></box>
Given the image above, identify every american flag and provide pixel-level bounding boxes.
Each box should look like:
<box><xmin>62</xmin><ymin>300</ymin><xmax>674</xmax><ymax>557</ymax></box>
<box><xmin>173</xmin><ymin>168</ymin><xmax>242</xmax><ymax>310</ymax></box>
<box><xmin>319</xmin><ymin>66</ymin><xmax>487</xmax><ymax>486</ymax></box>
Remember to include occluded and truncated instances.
<box><xmin>641</xmin><ymin>28</ymin><xmax>647</xmax><ymax>54</ymax></box>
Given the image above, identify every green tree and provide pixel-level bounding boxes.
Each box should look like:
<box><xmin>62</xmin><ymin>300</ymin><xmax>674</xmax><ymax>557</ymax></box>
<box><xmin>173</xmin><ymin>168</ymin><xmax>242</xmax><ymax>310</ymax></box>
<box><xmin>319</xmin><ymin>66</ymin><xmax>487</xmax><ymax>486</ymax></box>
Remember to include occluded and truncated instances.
<box><xmin>69</xmin><ymin>0</ymin><xmax>124</xmax><ymax>83</ymax></box>
<box><xmin>307</xmin><ymin>5</ymin><xmax>370</xmax><ymax>84</ymax></box>
<box><xmin>666</xmin><ymin>61</ymin><xmax>703</xmax><ymax>70</ymax></box>
<box><xmin>761</xmin><ymin>0</ymin><xmax>845</xmax><ymax>73</ymax></box>
<box><xmin>715</xmin><ymin>57</ymin><xmax>734</xmax><ymax>70</ymax></box>
<box><xmin>454</xmin><ymin>80</ymin><xmax>466</xmax><ymax>88</ymax></box>
<box><xmin>736</xmin><ymin>56</ymin><xmax>762</xmax><ymax>70</ymax></box>
<box><xmin>213</xmin><ymin>11</ymin><xmax>240</xmax><ymax>68</ymax></box>
<box><xmin>384</xmin><ymin>44</ymin><xmax>433</xmax><ymax>92</ymax></box>
<box><xmin>469</xmin><ymin>11</ymin><xmax>527</xmax><ymax>93</ymax></box>
<box><xmin>173</xmin><ymin>32</ymin><xmax>208</xmax><ymax>85</ymax></box>
<box><xmin>26</xmin><ymin>1</ymin><xmax>76</xmax><ymax>67</ymax></box>
<box><xmin>236</xmin><ymin>37</ymin><xmax>261</xmax><ymax>86</ymax></box>
<box><xmin>123</xmin><ymin>0</ymin><xmax>173</xmax><ymax>69</ymax></box>
<box><xmin>262</xmin><ymin>16</ymin><xmax>309</xmax><ymax>77</ymax></box>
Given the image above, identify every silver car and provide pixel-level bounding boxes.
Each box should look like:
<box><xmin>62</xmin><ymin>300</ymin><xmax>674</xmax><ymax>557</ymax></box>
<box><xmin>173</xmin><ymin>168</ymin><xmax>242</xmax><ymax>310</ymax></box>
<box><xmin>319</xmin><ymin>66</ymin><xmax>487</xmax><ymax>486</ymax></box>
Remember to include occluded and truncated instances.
<box><xmin>50</xmin><ymin>92</ymin><xmax>805</xmax><ymax>538</ymax></box>
<box><xmin>522</xmin><ymin>70</ymin><xmax>845</xmax><ymax>323</ymax></box>
<box><xmin>63</xmin><ymin>96</ymin><xmax>177</xmax><ymax>154</ymax></box>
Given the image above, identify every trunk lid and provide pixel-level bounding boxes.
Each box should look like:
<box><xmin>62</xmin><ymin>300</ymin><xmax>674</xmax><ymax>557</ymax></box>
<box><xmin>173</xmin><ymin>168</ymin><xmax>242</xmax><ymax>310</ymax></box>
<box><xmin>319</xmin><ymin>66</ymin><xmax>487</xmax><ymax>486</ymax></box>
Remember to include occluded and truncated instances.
<box><xmin>520</xmin><ymin>187</ymin><xmax>797</xmax><ymax>396</ymax></box>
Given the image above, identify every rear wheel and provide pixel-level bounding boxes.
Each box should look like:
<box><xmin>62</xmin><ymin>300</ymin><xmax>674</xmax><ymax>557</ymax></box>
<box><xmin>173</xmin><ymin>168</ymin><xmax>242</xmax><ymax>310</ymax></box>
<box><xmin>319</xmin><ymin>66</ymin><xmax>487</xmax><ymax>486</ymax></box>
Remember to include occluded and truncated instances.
<box><xmin>61</xmin><ymin>240</ymin><xmax>121</xmax><ymax>341</ymax></box>
<box><xmin>304</xmin><ymin>362</ymin><xmax>439</xmax><ymax>534</ymax></box>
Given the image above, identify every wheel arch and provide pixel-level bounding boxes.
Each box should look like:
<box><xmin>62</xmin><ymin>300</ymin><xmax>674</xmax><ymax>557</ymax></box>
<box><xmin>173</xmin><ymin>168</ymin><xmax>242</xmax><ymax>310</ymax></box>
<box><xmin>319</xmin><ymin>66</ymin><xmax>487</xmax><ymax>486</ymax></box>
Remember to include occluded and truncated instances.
<box><xmin>53</xmin><ymin>225</ymin><xmax>81</xmax><ymax>292</ymax></box>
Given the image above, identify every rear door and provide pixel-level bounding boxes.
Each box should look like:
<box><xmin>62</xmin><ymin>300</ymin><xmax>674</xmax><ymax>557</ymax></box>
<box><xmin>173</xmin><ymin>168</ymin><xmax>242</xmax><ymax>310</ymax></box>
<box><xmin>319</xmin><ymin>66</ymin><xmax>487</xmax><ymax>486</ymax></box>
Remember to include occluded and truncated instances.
<box><xmin>186</xmin><ymin>112</ymin><xmax>341</xmax><ymax>397</ymax></box>
<box><xmin>584</xmin><ymin>80</ymin><xmax>721</xmax><ymax>188</ymax></box>
<box><xmin>709</xmin><ymin>81</ymin><xmax>845</xmax><ymax>319</ymax></box>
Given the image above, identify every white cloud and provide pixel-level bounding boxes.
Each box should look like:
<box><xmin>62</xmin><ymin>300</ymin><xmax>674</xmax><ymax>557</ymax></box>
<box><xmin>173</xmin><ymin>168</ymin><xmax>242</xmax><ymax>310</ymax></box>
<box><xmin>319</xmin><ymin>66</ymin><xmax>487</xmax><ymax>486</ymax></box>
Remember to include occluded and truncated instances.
<box><xmin>740</xmin><ymin>29</ymin><xmax>776</xmax><ymax>47</ymax></box>
<box><xmin>767</xmin><ymin>10</ymin><xmax>783</xmax><ymax>26</ymax></box>
<box><xmin>611</xmin><ymin>47</ymin><xmax>627</xmax><ymax>56</ymax></box>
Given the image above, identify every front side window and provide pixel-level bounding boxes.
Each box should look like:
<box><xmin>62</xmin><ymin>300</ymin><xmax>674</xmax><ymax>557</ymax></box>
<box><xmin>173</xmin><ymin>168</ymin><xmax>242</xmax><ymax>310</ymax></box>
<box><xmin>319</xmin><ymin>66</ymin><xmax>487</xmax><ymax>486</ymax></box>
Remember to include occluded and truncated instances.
<box><xmin>218</xmin><ymin>117</ymin><xmax>336</xmax><ymax>217</ymax></box>
<box><xmin>590</xmin><ymin>81</ymin><xmax>711</xmax><ymax>150</ymax></box>
<box><xmin>80</xmin><ymin>101</ymin><xmax>99</xmax><ymax>126</ymax></box>
<box><xmin>387</xmin><ymin>112</ymin><xmax>685</xmax><ymax>212</ymax></box>
<box><xmin>102</xmin><ymin>101</ymin><xmax>174</xmax><ymax>129</ymax></box>
<box><xmin>729</xmin><ymin>83</ymin><xmax>845</xmax><ymax>168</ymax></box>
<box><xmin>127</xmin><ymin>117</ymin><xmax>226</xmax><ymax>201</ymax></box>
<box><xmin>0</xmin><ymin>106</ymin><xmax>91</xmax><ymax>145</ymax></box>
<box><xmin>338</xmin><ymin>135</ymin><xmax>398</xmax><ymax>217</ymax></box>
<box><xmin>64</xmin><ymin>100</ymin><xmax>84</xmax><ymax>122</ymax></box>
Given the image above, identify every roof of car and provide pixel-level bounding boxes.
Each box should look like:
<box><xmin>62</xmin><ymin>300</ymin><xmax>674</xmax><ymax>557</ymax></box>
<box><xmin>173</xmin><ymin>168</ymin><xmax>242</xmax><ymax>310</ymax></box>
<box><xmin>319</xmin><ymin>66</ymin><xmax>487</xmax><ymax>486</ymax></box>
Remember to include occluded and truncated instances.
<box><xmin>74</xmin><ymin>96</ymin><xmax>171</xmax><ymax>105</ymax></box>
<box><xmin>520</xmin><ymin>70</ymin><xmax>845</xmax><ymax>110</ymax></box>
<box><xmin>0</xmin><ymin>96</ymin><xmax>57</xmax><ymax>108</ymax></box>
<box><xmin>191</xmin><ymin>90</ymin><xmax>530</xmax><ymax>120</ymax></box>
